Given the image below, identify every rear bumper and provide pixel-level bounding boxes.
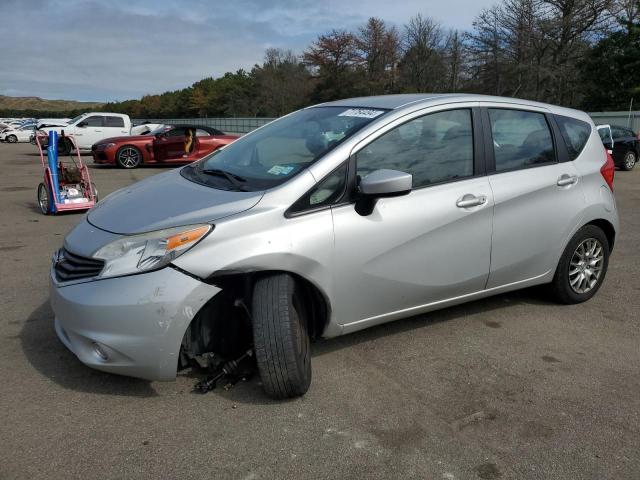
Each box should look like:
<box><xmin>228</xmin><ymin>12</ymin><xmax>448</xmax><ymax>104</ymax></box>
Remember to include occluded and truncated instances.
<box><xmin>50</xmin><ymin>266</ymin><xmax>219</xmax><ymax>381</ymax></box>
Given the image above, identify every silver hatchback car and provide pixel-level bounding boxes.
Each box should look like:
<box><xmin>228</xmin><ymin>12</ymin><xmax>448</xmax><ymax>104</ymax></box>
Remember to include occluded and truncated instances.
<box><xmin>51</xmin><ymin>94</ymin><xmax>618</xmax><ymax>398</ymax></box>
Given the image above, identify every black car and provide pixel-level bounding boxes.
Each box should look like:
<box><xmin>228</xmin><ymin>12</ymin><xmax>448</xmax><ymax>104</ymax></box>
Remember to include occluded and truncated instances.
<box><xmin>597</xmin><ymin>124</ymin><xmax>640</xmax><ymax>171</ymax></box>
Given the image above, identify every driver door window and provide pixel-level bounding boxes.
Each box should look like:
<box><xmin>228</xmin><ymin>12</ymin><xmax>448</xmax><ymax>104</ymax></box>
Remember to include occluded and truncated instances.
<box><xmin>356</xmin><ymin>109</ymin><xmax>474</xmax><ymax>188</ymax></box>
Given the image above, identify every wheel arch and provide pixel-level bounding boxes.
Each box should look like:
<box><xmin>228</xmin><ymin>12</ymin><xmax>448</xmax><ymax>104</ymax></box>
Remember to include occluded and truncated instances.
<box><xmin>178</xmin><ymin>269</ymin><xmax>332</xmax><ymax>369</ymax></box>
<box><xmin>585</xmin><ymin>218</ymin><xmax>616</xmax><ymax>252</ymax></box>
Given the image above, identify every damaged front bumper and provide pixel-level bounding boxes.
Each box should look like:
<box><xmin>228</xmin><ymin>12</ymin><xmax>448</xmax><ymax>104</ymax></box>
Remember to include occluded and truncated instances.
<box><xmin>50</xmin><ymin>266</ymin><xmax>219</xmax><ymax>381</ymax></box>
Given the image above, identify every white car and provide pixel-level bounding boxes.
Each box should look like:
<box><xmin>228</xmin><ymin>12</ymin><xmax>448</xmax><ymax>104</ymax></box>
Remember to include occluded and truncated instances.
<box><xmin>37</xmin><ymin>112</ymin><xmax>131</xmax><ymax>152</ymax></box>
<box><xmin>1</xmin><ymin>125</ymin><xmax>34</xmax><ymax>143</ymax></box>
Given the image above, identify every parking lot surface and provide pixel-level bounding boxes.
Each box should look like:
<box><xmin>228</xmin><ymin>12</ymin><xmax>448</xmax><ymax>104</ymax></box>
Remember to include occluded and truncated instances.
<box><xmin>1</xmin><ymin>142</ymin><xmax>639</xmax><ymax>479</ymax></box>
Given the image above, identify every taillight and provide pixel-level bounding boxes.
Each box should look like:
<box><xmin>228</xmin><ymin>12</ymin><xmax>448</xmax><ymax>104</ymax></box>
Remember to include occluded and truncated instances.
<box><xmin>600</xmin><ymin>149</ymin><xmax>615</xmax><ymax>191</ymax></box>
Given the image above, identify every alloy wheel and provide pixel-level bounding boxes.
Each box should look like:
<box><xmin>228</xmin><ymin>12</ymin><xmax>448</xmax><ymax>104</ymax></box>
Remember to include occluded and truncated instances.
<box><xmin>624</xmin><ymin>152</ymin><xmax>636</xmax><ymax>170</ymax></box>
<box><xmin>569</xmin><ymin>238</ymin><xmax>604</xmax><ymax>294</ymax></box>
<box><xmin>118</xmin><ymin>147</ymin><xmax>140</xmax><ymax>168</ymax></box>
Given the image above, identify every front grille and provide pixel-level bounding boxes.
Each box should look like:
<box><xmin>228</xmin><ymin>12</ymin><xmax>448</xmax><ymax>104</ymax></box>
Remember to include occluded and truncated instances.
<box><xmin>54</xmin><ymin>248</ymin><xmax>104</xmax><ymax>282</ymax></box>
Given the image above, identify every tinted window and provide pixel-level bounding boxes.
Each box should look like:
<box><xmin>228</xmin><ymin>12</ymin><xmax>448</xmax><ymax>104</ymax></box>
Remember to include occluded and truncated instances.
<box><xmin>555</xmin><ymin>115</ymin><xmax>591</xmax><ymax>161</ymax></box>
<box><xmin>289</xmin><ymin>163</ymin><xmax>347</xmax><ymax>214</ymax></box>
<box><xmin>104</xmin><ymin>116</ymin><xmax>124</xmax><ymax>128</ymax></box>
<box><xmin>612</xmin><ymin>126</ymin><xmax>633</xmax><ymax>139</ymax></box>
<box><xmin>489</xmin><ymin>109</ymin><xmax>555</xmax><ymax>171</ymax></box>
<box><xmin>598</xmin><ymin>127</ymin><xmax>611</xmax><ymax>142</ymax></box>
<box><xmin>83</xmin><ymin>116</ymin><xmax>103</xmax><ymax>127</ymax></box>
<box><xmin>356</xmin><ymin>109</ymin><xmax>474</xmax><ymax>189</ymax></box>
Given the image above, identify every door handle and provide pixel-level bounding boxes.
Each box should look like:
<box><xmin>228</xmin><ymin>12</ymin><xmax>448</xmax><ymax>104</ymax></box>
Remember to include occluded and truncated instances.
<box><xmin>557</xmin><ymin>174</ymin><xmax>578</xmax><ymax>187</ymax></box>
<box><xmin>456</xmin><ymin>194</ymin><xmax>487</xmax><ymax>208</ymax></box>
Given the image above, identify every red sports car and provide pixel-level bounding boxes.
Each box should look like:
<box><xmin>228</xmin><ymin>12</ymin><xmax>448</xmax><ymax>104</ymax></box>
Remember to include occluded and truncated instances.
<box><xmin>91</xmin><ymin>124</ymin><xmax>239</xmax><ymax>168</ymax></box>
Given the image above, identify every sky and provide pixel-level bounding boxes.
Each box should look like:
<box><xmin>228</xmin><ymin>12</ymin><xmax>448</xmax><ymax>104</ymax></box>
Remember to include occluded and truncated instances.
<box><xmin>0</xmin><ymin>0</ymin><xmax>496</xmax><ymax>102</ymax></box>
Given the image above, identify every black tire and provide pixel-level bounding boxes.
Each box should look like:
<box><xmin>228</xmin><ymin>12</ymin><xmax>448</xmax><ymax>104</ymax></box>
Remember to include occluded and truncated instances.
<box><xmin>116</xmin><ymin>146</ymin><xmax>142</xmax><ymax>169</ymax></box>
<box><xmin>91</xmin><ymin>182</ymin><xmax>99</xmax><ymax>203</ymax></box>
<box><xmin>550</xmin><ymin>225</ymin><xmax>610</xmax><ymax>304</ymax></box>
<box><xmin>7</xmin><ymin>135</ymin><xmax>17</xmax><ymax>143</ymax></box>
<box><xmin>37</xmin><ymin>182</ymin><xmax>51</xmax><ymax>215</ymax></box>
<box><xmin>621</xmin><ymin>150</ymin><xmax>636</xmax><ymax>171</ymax></box>
<box><xmin>252</xmin><ymin>274</ymin><xmax>312</xmax><ymax>398</ymax></box>
<box><xmin>58</xmin><ymin>138</ymin><xmax>72</xmax><ymax>156</ymax></box>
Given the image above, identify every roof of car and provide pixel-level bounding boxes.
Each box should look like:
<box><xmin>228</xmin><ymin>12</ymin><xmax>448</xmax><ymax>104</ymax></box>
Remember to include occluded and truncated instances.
<box><xmin>314</xmin><ymin>93</ymin><xmax>591</xmax><ymax>122</ymax></box>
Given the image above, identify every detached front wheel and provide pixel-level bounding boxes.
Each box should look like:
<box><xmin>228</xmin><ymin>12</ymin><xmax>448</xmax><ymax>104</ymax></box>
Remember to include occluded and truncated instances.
<box><xmin>252</xmin><ymin>274</ymin><xmax>312</xmax><ymax>399</ymax></box>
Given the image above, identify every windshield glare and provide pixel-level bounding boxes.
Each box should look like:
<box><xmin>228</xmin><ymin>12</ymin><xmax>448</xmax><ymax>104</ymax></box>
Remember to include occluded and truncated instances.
<box><xmin>181</xmin><ymin>106</ymin><xmax>387</xmax><ymax>191</ymax></box>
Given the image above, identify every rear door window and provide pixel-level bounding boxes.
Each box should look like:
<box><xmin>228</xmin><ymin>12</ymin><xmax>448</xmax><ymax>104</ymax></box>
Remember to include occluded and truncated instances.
<box><xmin>83</xmin><ymin>116</ymin><xmax>104</xmax><ymax>127</ymax></box>
<box><xmin>488</xmin><ymin>109</ymin><xmax>555</xmax><ymax>171</ymax></box>
<box><xmin>555</xmin><ymin>115</ymin><xmax>592</xmax><ymax>161</ymax></box>
<box><xmin>104</xmin><ymin>116</ymin><xmax>125</xmax><ymax>128</ymax></box>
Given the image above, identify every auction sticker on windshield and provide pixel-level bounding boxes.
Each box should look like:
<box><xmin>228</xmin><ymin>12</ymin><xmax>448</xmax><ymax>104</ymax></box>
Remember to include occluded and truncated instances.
<box><xmin>338</xmin><ymin>108</ymin><xmax>385</xmax><ymax>119</ymax></box>
<box><xmin>267</xmin><ymin>165</ymin><xmax>295</xmax><ymax>175</ymax></box>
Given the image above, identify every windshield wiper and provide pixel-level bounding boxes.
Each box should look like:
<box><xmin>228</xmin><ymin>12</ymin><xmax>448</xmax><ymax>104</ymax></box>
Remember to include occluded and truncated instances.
<box><xmin>201</xmin><ymin>168</ymin><xmax>247</xmax><ymax>190</ymax></box>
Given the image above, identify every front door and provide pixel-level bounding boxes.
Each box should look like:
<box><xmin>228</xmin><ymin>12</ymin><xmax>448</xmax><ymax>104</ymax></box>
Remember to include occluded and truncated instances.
<box><xmin>330</xmin><ymin>106</ymin><xmax>494</xmax><ymax>330</ymax></box>
<box><xmin>74</xmin><ymin>115</ymin><xmax>104</xmax><ymax>149</ymax></box>
<box><xmin>154</xmin><ymin>127</ymin><xmax>190</xmax><ymax>162</ymax></box>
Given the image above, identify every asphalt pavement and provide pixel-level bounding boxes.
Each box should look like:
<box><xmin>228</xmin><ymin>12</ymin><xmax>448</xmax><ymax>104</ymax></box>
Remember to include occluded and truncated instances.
<box><xmin>1</xmin><ymin>142</ymin><xmax>639</xmax><ymax>479</ymax></box>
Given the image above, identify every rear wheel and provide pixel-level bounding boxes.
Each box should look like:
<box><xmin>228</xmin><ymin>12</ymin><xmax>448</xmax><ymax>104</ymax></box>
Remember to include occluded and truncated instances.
<box><xmin>550</xmin><ymin>225</ymin><xmax>609</xmax><ymax>304</ymax></box>
<box><xmin>252</xmin><ymin>274</ymin><xmax>312</xmax><ymax>399</ymax></box>
<box><xmin>37</xmin><ymin>182</ymin><xmax>52</xmax><ymax>215</ymax></box>
<box><xmin>7</xmin><ymin>135</ymin><xmax>17</xmax><ymax>143</ymax></box>
<box><xmin>116</xmin><ymin>146</ymin><xmax>142</xmax><ymax>168</ymax></box>
<box><xmin>622</xmin><ymin>151</ymin><xmax>636</xmax><ymax>171</ymax></box>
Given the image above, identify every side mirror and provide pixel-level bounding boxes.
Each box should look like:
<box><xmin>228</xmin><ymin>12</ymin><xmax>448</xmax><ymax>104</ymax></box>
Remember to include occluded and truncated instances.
<box><xmin>355</xmin><ymin>169</ymin><xmax>412</xmax><ymax>216</ymax></box>
<box><xmin>77</xmin><ymin>121</ymin><xmax>87</xmax><ymax>128</ymax></box>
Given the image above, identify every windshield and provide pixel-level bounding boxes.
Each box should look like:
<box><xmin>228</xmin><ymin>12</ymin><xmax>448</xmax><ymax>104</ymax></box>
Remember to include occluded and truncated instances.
<box><xmin>147</xmin><ymin>125</ymin><xmax>169</xmax><ymax>135</ymax></box>
<box><xmin>181</xmin><ymin>106</ymin><xmax>387</xmax><ymax>191</ymax></box>
<box><xmin>68</xmin><ymin>114</ymin><xmax>85</xmax><ymax>125</ymax></box>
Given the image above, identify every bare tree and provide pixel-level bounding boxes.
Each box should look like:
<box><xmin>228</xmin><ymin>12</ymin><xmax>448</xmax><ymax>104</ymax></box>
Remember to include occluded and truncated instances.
<box><xmin>355</xmin><ymin>17</ymin><xmax>401</xmax><ymax>94</ymax></box>
<box><xmin>400</xmin><ymin>14</ymin><xmax>446</xmax><ymax>92</ymax></box>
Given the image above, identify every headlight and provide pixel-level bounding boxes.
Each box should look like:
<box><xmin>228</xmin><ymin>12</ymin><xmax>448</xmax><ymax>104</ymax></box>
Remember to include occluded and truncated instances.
<box><xmin>93</xmin><ymin>224</ymin><xmax>212</xmax><ymax>278</ymax></box>
<box><xmin>105</xmin><ymin>143</ymin><xmax>116</xmax><ymax>148</ymax></box>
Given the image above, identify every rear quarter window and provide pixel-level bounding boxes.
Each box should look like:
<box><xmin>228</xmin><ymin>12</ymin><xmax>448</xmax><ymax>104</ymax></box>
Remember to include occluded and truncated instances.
<box><xmin>555</xmin><ymin>115</ymin><xmax>592</xmax><ymax>161</ymax></box>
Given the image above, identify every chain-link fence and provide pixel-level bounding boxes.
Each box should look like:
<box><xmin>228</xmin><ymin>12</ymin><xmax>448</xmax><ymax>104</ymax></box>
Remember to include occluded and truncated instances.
<box><xmin>133</xmin><ymin>117</ymin><xmax>276</xmax><ymax>134</ymax></box>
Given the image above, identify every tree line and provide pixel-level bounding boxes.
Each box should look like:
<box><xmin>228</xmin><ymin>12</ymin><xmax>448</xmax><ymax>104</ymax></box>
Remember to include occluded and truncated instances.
<box><xmin>3</xmin><ymin>0</ymin><xmax>638</xmax><ymax>119</ymax></box>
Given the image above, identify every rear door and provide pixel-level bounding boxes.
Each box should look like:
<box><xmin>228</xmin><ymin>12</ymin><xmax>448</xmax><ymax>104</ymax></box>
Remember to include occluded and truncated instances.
<box><xmin>103</xmin><ymin>115</ymin><xmax>129</xmax><ymax>139</ymax></box>
<box><xmin>482</xmin><ymin>105</ymin><xmax>586</xmax><ymax>288</ymax></box>
<box><xmin>329</xmin><ymin>105</ymin><xmax>494</xmax><ymax>330</ymax></box>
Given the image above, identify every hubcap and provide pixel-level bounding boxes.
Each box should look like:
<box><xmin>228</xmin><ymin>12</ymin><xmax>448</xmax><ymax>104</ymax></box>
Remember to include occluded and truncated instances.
<box><xmin>569</xmin><ymin>238</ymin><xmax>604</xmax><ymax>294</ymax></box>
<box><xmin>624</xmin><ymin>152</ymin><xmax>636</xmax><ymax>169</ymax></box>
<box><xmin>119</xmin><ymin>148</ymin><xmax>139</xmax><ymax>167</ymax></box>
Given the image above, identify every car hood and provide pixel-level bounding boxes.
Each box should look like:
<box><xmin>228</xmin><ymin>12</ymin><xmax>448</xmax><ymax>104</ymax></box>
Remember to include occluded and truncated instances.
<box><xmin>87</xmin><ymin>168</ymin><xmax>263</xmax><ymax>234</ymax></box>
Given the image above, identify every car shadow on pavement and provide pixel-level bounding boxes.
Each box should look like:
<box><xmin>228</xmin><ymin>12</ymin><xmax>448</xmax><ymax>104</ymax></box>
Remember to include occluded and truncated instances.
<box><xmin>20</xmin><ymin>301</ymin><xmax>159</xmax><ymax>397</ymax></box>
<box><xmin>21</xmin><ymin>287</ymin><xmax>553</xmax><ymax>402</ymax></box>
<box><xmin>311</xmin><ymin>286</ymin><xmax>553</xmax><ymax>359</ymax></box>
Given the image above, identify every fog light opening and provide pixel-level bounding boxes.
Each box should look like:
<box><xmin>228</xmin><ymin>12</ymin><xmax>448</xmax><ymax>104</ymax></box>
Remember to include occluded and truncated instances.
<box><xmin>92</xmin><ymin>342</ymin><xmax>109</xmax><ymax>362</ymax></box>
